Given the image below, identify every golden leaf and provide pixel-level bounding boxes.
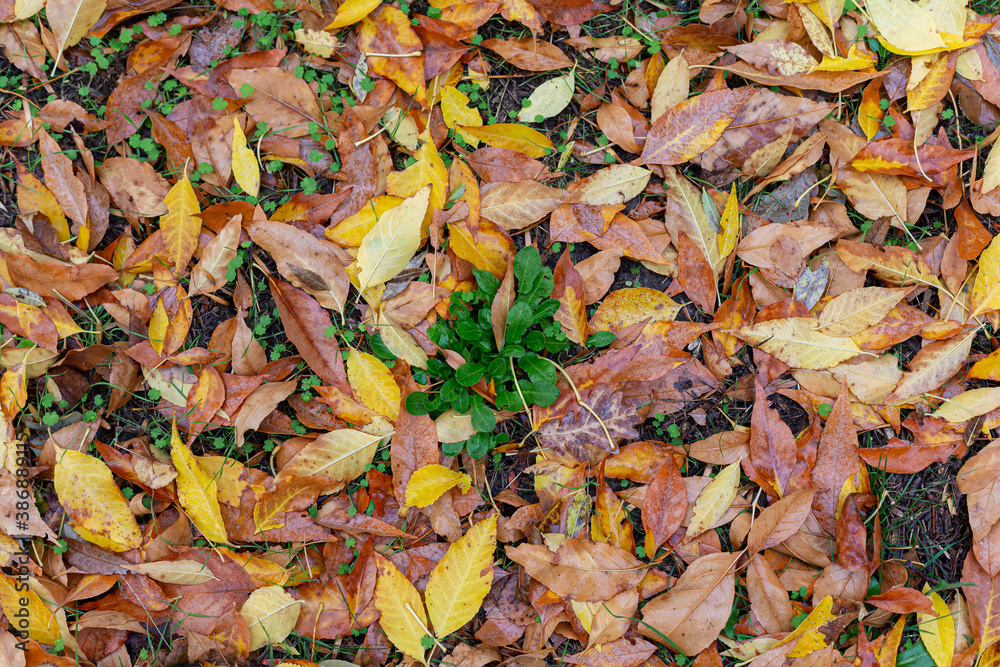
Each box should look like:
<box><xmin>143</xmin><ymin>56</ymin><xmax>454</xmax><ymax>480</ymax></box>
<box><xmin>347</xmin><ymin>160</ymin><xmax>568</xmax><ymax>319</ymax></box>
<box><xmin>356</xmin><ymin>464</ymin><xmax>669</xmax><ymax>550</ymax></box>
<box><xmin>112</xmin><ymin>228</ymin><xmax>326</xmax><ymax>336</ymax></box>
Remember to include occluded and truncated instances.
<box><xmin>53</xmin><ymin>446</ymin><xmax>142</xmax><ymax>552</ymax></box>
<box><xmin>426</xmin><ymin>514</ymin><xmax>498</xmax><ymax>638</ymax></box>
<box><xmin>231</xmin><ymin>119</ymin><xmax>260</xmax><ymax>198</ymax></box>
<box><xmin>374</xmin><ymin>553</ymin><xmax>429</xmax><ymax>664</ymax></box>
<box><xmin>918</xmin><ymin>587</ymin><xmax>955</xmax><ymax>667</ymax></box>
<box><xmin>356</xmin><ymin>185</ymin><xmax>430</xmax><ymax>293</ymax></box>
<box><xmin>170</xmin><ymin>423</ymin><xmax>229</xmax><ymax>544</ymax></box>
<box><xmin>405</xmin><ymin>464</ymin><xmax>472</xmax><ymax>509</ymax></box>
<box><xmin>158</xmin><ymin>172</ymin><xmax>202</xmax><ymax>271</ymax></box>
<box><xmin>686</xmin><ymin>460</ymin><xmax>741</xmax><ymax>538</ymax></box>
<box><xmin>346</xmin><ymin>349</ymin><xmax>401</xmax><ymax>420</ymax></box>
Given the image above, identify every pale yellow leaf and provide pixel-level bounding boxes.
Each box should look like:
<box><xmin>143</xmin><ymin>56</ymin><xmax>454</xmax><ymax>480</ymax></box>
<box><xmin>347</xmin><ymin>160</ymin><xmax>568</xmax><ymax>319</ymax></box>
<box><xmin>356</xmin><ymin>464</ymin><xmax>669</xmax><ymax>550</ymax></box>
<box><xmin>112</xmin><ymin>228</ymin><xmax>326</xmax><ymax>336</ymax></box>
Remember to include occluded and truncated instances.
<box><xmin>426</xmin><ymin>514</ymin><xmax>498</xmax><ymax>638</ymax></box>
<box><xmin>277</xmin><ymin>429</ymin><xmax>385</xmax><ymax>487</ymax></box>
<box><xmin>239</xmin><ymin>585</ymin><xmax>302</xmax><ymax>651</ymax></box>
<box><xmin>686</xmin><ymin>460</ymin><xmax>741</xmax><ymax>538</ymax></box>
<box><xmin>170</xmin><ymin>423</ymin><xmax>229</xmax><ymax>544</ymax></box>
<box><xmin>734</xmin><ymin>318</ymin><xmax>863</xmax><ymax>370</ymax></box>
<box><xmin>435</xmin><ymin>409</ymin><xmax>477</xmax><ymax>443</ymax></box>
<box><xmin>356</xmin><ymin>185</ymin><xmax>430</xmax><ymax>293</ymax></box>
<box><xmin>816</xmin><ymin>287</ymin><xmax>910</xmax><ymax>337</ymax></box>
<box><xmin>866</xmin><ymin>0</ymin><xmax>948</xmax><ymax>55</ymax></box>
<box><xmin>983</xmin><ymin>140</ymin><xmax>1000</xmax><ymax>194</ymax></box>
<box><xmin>47</xmin><ymin>0</ymin><xmax>107</xmax><ymax>66</ymax></box>
<box><xmin>231</xmin><ymin>119</ymin><xmax>260</xmax><ymax>198</ymax></box>
<box><xmin>380</xmin><ymin>107</ymin><xmax>420</xmax><ymax>151</ymax></box>
<box><xmin>567</xmin><ymin>165</ymin><xmax>651</xmax><ymax>206</ymax></box>
<box><xmin>373</xmin><ymin>554</ymin><xmax>428</xmax><ymax>664</ymax></box>
<box><xmin>650</xmin><ymin>53</ymin><xmax>689</xmax><ymax>122</ymax></box>
<box><xmin>126</xmin><ymin>560</ymin><xmax>219</xmax><ymax>585</ymax></box>
<box><xmin>405</xmin><ymin>464</ymin><xmax>472</xmax><ymax>509</ymax></box>
<box><xmin>54</xmin><ymin>446</ymin><xmax>142</xmax><ymax>552</ymax></box>
<box><xmin>931</xmin><ymin>387</ymin><xmax>1000</xmax><ymax>422</ymax></box>
<box><xmin>294</xmin><ymin>28</ymin><xmax>338</xmax><ymax>58</ymax></box>
<box><xmin>517</xmin><ymin>70</ymin><xmax>574</xmax><ymax>123</ymax></box>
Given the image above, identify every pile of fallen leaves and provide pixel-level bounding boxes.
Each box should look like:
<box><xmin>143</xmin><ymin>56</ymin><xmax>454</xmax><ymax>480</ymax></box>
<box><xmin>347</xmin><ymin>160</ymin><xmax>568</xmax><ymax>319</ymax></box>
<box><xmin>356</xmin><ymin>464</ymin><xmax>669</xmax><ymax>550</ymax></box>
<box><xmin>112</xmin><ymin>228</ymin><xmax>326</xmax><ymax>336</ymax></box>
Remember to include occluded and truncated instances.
<box><xmin>4</xmin><ymin>0</ymin><xmax>1000</xmax><ymax>665</ymax></box>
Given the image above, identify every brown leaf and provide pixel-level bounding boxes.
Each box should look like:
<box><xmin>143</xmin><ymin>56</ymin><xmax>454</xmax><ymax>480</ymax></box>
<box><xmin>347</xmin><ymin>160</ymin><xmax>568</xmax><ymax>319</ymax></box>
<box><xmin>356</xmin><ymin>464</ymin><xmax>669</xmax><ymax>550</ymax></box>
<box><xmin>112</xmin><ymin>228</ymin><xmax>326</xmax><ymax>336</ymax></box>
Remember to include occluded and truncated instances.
<box><xmin>505</xmin><ymin>538</ymin><xmax>644</xmax><ymax>602</ymax></box>
<box><xmin>250</xmin><ymin>222</ymin><xmax>350</xmax><ymax>313</ymax></box>
<box><xmin>270</xmin><ymin>278</ymin><xmax>350</xmax><ymax>393</ymax></box>
<box><xmin>233</xmin><ymin>380</ymin><xmax>296</xmax><ymax>448</ymax></box>
<box><xmin>641</xmin><ymin>87</ymin><xmax>755</xmax><ymax>165</ymax></box>
<box><xmin>677</xmin><ymin>230</ymin><xmax>717</xmax><ymax>314</ymax></box>
<box><xmin>812</xmin><ymin>381</ymin><xmax>865</xmax><ymax>531</ymax></box>
<box><xmin>38</xmin><ymin>128</ymin><xmax>87</xmax><ymax>229</ymax></box>
<box><xmin>480</xmin><ymin>37</ymin><xmax>573</xmax><ymax>71</ymax></box>
<box><xmin>537</xmin><ymin>386</ymin><xmax>641</xmax><ymax>462</ymax></box>
<box><xmin>491</xmin><ymin>256</ymin><xmax>515</xmax><ymax>350</ymax></box>
<box><xmin>641</xmin><ymin>455</ymin><xmax>686</xmax><ymax>556</ymax></box>
<box><xmin>640</xmin><ymin>552</ymin><xmax>738</xmax><ymax>656</ymax></box>
<box><xmin>747</xmin><ymin>488</ymin><xmax>815</xmax><ymax>554</ymax></box>
<box><xmin>391</xmin><ymin>381</ymin><xmax>438</xmax><ymax>508</ymax></box>
<box><xmin>551</xmin><ymin>251</ymin><xmax>587</xmax><ymax>345</ymax></box>
<box><xmin>4</xmin><ymin>252</ymin><xmax>118</xmax><ymax>300</ymax></box>
<box><xmin>867</xmin><ymin>587</ymin><xmax>936</xmax><ymax>616</ymax></box>
<box><xmin>749</xmin><ymin>378</ymin><xmax>797</xmax><ymax>497</ymax></box>
<box><xmin>575</xmin><ymin>248</ymin><xmax>622</xmax><ymax>305</ymax></box>
<box><xmin>226</xmin><ymin>68</ymin><xmax>322</xmax><ymax>137</ymax></box>
<box><xmin>836</xmin><ymin>494</ymin><xmax>868</xmax><ymax>572</ymax></box>
<box><xmin>747</xmin><ymin>553</ymin><xmax>793</xmax><ymax>633</ymax></box>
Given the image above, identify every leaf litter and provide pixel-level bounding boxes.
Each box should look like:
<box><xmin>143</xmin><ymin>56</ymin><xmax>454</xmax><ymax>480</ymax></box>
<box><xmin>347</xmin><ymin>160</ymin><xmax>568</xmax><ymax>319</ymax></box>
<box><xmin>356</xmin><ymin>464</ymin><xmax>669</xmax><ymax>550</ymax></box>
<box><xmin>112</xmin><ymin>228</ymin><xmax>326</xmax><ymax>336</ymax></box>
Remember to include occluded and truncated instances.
<box><xmin>1</xmin><ymin>0</ymin><xmax>1000</xmax><ymax>666</ymax></box>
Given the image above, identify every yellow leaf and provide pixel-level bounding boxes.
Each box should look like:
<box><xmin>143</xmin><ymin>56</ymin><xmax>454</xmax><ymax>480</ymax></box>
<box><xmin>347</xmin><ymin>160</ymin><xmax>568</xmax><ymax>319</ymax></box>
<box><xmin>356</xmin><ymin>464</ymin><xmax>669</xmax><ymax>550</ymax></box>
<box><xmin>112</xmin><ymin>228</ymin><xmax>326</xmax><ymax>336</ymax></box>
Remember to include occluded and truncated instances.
<box><xmin>149</xmin><ymin>297</ymin><xmax>168</xmax><ymax>355</ymax></box>
<box><xmin>775</xmin><ymin>595</ymin><xmax>836</xmax><ymax>656</ymax></box>
<box><xmin>650</xmin><ymin>53</ymin><xmax>689</xmax><ymax>122</ymax></box>
<box><xmin>405</xmin><ymin>464</ymin><xmax>472</xmax><ymax>509</ymax></box>
<box><xmin>198</xmin><ymin>455</ymin><xmax>247</xmax><ymax>507</ymax></box>
<box><xmin>816</xmin><ymin>287</ymin><xmax>910</xmax><ymax>337</ymax></box>
<box><xmin>972</xmin><ymin>234</ymin><xmax>1000</xmax><ymax>318</ymax></box>
<box><xmin>440</xmin><ymin>86</ymin><xmax>481</xmax><ymax>146</ymax></box>
<box><xmin>457</xmin><ymin>123</ymin><xmax>554</xmax><ymax>158</ymax></box>
<box><xmin>231</xmin><ymin>119</ymin><xmax>260</xmax><ymax>198</ymax></box>
<box><xmin>734</xmin><ymin>318</ymin><xmax>863</xmax><ymax>370</ymax></box>
<box><xmin>426</xmin><ymin>514</ymin><xmax>498</xmax><ymax>638</ymax></box>
<box><xmin>866</xmin><ymin>0</ymin><xmax>948</xmax><ymax>54</ymax></box>
<box><xmin>16</xmin><ymin>162</ymin><xmax>69</xmax><ymax>242</ymax></box>
<box><xmin>239</xmin><ymin>585</ymin><xmax>302</xmax><ymax>651</ymax></box>
<box><xmin>47</xmin><ymin>0</ymin><xmax>107</xmax><ymax>68</ymax></box>
<box><xmin>347</xmin><ymin>349</ymin><xmax>401</xmax><ymax>420</ymax></box>
<box><xmin>810</xmin><ymin>44</ymin><xmax>877</xmax><ymax>71</ymax></box>
<box><xmin>381</xmin><ymin>107</ymin><xmax>421</xmax><ymax>150</ymax></box>
<box><xmin>325</xmin><ymin>0</ymin><xmax>382</xmax><ymax>29</ymax></box>
<box><xmin>356</xmin><ymin>185</ymin><xmax>430</xmax><ymax>293</ymax></box>
<box><xmin>53</xmin><ymin>446</ymin><xmax>142</xmax><ymax>552</ymax></box>
<box><xmin>718</xmin><ymin>185</ymin><xmax>740</xmax><ymax>258</ymax></box>
<box><xmin>127</xmin><ymin>560</ymin><xmax>219</xmax><ymax>585</ymax></box>
<box><xmin>919</xmin><ymin>587</ymin><xmax>955</xmax><ymax>667</ymax></box>
<box><xmin>373</xmin><ymin>553</ymin><xmax>429</xmax><ymax>664</ymax></box>
<box><xmin>294</xmin><ymin>28</ymin><xmax>338</xmax><ymax>58</ymax></box>
<box><xmin>686</xmin><ymin>460</ymin><xmax>741</xmax><ymax>538</ymax></box>
<box><xmin>387</xmin><ymin>134</ymin><xmax>448</xmax><ymax>213</ymax></box>
<box><xmin>325</xmin><ymin>196</ymin><xmax>404</xmax><ymax>247</ymax></box>
<box><xmin>931</xmin><ymin>387</ymin><xmax>1000</xmax><ymax>422</ymax></box>
<box><xmin>277</xmin><ymin>429</ymin><xmax>384</xmax><ymax>487</ymax></box>
<box><xmin>159</xmin><ymin>172</ymin><xmax>202</xmax><ymax>271</ymax></box>
<box><xmin>517</xmin><ymin>70</ymin><xmax>574</xmax><ymax>122</ymax></box>
<box><xmin>171</xmin><ymin>422</ymin><xmax>229</xmax><ymax>544</ymax></box>
<box><xmin>0</xmin><ymin>573</ymin><xmax>59</xmax><ymax>644</ymax></box>
<box><xmin>983</xmin><ymin>140</ymin><xmax>1000</xmax><ymax>194</ymax></box>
